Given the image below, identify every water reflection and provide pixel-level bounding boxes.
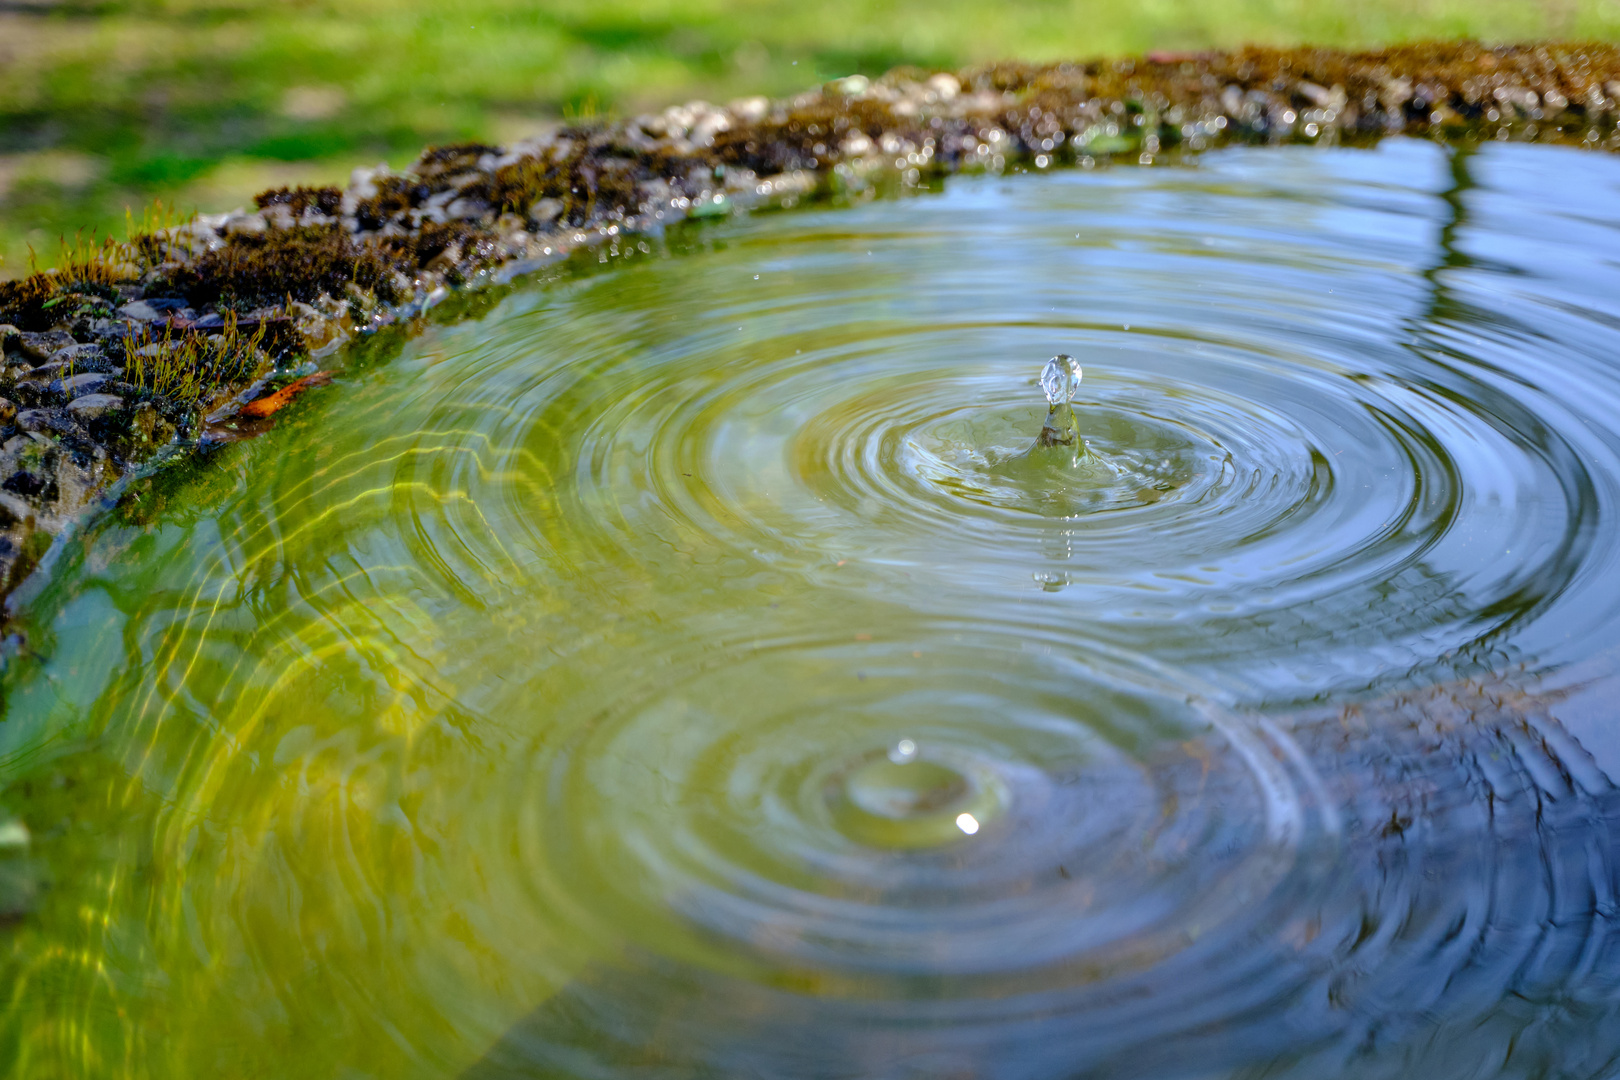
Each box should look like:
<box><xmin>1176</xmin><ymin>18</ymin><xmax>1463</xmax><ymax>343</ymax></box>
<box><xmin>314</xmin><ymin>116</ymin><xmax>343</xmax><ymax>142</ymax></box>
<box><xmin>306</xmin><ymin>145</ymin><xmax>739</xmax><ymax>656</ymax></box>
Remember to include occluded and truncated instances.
<box><xmin>467</xmin><ymin>683</ymin><xmax>1620</xmax><ymax>1080</ymax></box>
<box><xmin>2</xmin><ymin>140</ymin><xmax>1620</xmax><ymax>1077</ymax></box>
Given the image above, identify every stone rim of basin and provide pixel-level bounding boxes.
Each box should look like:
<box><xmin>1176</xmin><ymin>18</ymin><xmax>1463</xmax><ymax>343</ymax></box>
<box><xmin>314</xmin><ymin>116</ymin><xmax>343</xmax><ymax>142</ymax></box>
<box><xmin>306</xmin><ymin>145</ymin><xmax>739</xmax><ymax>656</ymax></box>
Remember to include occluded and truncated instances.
<box><xmin>3</xmin><ymin>39</ymin><xmax>1620</xmax><ymax>600</ymax></box>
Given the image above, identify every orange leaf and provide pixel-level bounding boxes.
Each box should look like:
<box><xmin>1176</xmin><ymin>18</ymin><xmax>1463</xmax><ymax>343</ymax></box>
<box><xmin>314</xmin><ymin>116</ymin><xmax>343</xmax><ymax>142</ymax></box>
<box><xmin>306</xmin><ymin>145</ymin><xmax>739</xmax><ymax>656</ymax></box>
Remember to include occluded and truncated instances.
<box><xmin>237</xmin><ymin>371</ymin><xmax>333</xmax><ymax>419</ymax></box>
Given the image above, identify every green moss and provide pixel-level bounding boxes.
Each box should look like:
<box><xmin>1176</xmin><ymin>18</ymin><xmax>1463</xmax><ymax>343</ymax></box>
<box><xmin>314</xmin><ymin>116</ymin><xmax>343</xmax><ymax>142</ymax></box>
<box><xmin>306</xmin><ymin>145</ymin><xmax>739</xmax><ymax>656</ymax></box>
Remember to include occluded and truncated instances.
<box><xmin>353</xmin><ymin>176</ymin><xmax>434</xmax><ymax>231</ymax></box>
<box><xmin>254</xmin><ymin>186</ymin><xmax>345</xmax><ymax>217</ymax></box>
<box><xmin>155</xmin><ymin>224</ymin><xmax>405</xmax><ymax>310</ymax></box>
<box><xmin>375</xmin><ymin>221</ymin><xmax>503</xmax><ymax>285</ymax></box>
<box><xmin>0</xmin><ymin>39</ymin><xmax>1617</xmax><ymax>484</ymax></box>
<box><xmin>119</xmin><ymin>316</ymin><xmax>269</xmax><ymax>407</ymax></box>
<box><xmin>415</xmin><ymin>143</ymin><xmax>503</xmax><ymax>178</ymax></box>
<box><xmin>0</xmin><ymin>237</ymin><xmax>138</xmax><ymax>333</ymax></box>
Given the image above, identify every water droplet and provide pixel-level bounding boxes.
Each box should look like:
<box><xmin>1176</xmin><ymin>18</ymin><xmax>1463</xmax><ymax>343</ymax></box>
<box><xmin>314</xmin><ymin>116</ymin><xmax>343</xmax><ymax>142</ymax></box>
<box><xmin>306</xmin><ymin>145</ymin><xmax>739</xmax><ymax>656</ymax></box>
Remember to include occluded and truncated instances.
<box><xmin>889</xmin><ymin>738</ymin><xmax>918</xmax><ymax>763</ymax></box>
<box><xmin>956</xmin><ymin>813</ymin><xmax>980</xmax><ymax>835</ymax></box>
<box><xmin>1040</xmin><ymin>354</ymin><xmax>1082</xmax><ymax>406</ymax></box>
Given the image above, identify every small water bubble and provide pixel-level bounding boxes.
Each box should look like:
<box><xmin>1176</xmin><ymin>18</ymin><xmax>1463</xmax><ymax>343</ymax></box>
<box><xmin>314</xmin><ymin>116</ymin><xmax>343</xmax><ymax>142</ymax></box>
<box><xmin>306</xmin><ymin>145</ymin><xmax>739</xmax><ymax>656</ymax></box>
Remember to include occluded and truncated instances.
<box><xmin>1034</xmin><ymin>571</ymin><xmax>1068</xmax><ymax>592</ymax></box>
<box><xmin>889</xmin><ymin>739</ymin><xmax>918</xmax><ymax>764</ymax></box>
<box><xmin>956</xmin><ymin>813</ymin><xmax>980</xmax><ymax>835</ymax></box>
<box><xmin>1040</xmin><ymin>354</ymin><xmax>1083</xmax><ymax>406</ymax></box>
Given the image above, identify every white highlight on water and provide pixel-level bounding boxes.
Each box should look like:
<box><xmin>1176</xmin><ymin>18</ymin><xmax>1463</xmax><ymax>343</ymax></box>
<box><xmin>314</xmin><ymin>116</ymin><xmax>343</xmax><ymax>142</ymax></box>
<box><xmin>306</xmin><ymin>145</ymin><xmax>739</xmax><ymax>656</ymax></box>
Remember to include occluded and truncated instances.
<box><xmin>956</xmin><ymin>813</ymin><xmax>980</xmax><ymax>835</ymax></box>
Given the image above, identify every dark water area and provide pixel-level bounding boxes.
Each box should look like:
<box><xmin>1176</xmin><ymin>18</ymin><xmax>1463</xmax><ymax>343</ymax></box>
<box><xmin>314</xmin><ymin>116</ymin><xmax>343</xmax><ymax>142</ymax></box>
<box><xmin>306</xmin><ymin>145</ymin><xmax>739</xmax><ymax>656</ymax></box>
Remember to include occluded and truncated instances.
<box><xmin>2</xmin><ymin>138</ymin><xmax>1620</xmax><ymax>1077</ymax></box>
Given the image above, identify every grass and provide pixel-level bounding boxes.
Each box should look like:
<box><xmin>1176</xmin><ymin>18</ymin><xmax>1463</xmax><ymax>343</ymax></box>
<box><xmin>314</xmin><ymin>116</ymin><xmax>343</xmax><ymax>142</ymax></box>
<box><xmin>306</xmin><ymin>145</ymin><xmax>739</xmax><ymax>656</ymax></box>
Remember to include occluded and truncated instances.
<box><xmin>120</xmin><ymin>312</ymin><xmax>268</xmax><ymax>405</ymax></box>
<box><xmin>2</xmin><ymin>0</ymin><xmax>1619</xmax><ymax>277</ymax></box>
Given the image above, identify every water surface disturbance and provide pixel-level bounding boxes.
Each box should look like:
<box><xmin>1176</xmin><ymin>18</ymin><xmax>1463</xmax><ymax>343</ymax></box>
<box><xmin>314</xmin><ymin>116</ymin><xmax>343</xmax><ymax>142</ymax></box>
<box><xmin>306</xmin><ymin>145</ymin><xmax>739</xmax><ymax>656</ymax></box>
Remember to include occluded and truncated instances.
<box><xmin>3</xmin><ymin>139</ymin><xmax>1620</xmax><ymax>1077</ymax></box>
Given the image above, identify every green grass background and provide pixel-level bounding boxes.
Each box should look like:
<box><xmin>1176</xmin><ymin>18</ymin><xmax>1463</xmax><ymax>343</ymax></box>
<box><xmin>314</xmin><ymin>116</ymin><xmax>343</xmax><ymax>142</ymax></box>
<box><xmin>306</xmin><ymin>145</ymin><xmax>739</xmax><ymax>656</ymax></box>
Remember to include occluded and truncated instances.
<box><xmin>2</xmin><ymin>0</ymin><xmax>1617</xmax><ymax>277</ymax></box>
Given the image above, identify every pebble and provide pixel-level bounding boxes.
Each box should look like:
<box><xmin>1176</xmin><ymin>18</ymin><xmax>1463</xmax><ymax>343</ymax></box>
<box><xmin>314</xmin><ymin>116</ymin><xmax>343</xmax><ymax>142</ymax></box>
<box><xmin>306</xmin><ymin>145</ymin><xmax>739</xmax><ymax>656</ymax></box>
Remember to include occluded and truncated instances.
<box><xmin>45</xmin><ymin>343</ymin><xmax>110</xmax><ymax>370</ymax></box>
<box><xmin>14</xmin><ymin>410</ymin><xmax>53</xmax><ymax>434</ymax></box>
<box><xmin>65</xmin><ymin>394</ymin><xmax>126</xmax><ymax>419</ymax></box>
<box><xmin>9</xmin><ymin>332</ymin><xmax>73</xmax><ymax>365</ymax></box>
<box><xmin>118</xmin><ymin>301</ymin><xmax>163</xmax><ymax>322</ymax></box>
<box><xmin>60</xmin><ymin>372</ymin><xmax>116</xmax><ymax>397</ymax></box>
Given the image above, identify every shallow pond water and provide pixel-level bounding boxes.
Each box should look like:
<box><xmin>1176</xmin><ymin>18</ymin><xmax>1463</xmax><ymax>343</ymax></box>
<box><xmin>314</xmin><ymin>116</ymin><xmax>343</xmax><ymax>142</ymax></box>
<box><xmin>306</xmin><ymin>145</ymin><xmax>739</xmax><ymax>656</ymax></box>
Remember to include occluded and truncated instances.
<box><xmin>4</xmin><ymin>138</ymin><xmax>1620</xmax><ymax>1078</ymax></box>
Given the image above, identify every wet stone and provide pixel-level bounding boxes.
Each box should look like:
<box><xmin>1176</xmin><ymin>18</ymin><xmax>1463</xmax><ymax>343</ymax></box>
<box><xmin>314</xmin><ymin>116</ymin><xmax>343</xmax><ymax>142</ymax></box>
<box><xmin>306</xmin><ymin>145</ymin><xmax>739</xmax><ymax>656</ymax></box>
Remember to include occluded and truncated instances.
<box><xmin>9</xmin><ymin>332</ymin><xmax>73</xmax><ymax>365</ymax></box>
<box><xmin>65</xmin><ymin>394</ymin><xmax>125</xmax><ymax>420</ymax></box>
<box><xmin>1</xmin><ymin>471</ymin><xmax>53</xmax><ymax>500</ymax></box>
<box><xmin>44</xmin><ymin>344</ymin><xmax>114</xmax><ymax>373</ymax></box>
<box><xmin>131</xmin><ymin>401</ymin><xmax>176</xmax><ymax>448</ymax></box>
<box><xmin>117</xmin><ymin>301</ymin><xmax>163</xmax><ymax>322</ymax></box>
<box><xmin>15</xmin><ymin>409</ymin><xmax>77</xmax><ymax>437</ymax></box>
<box><xmin>0</xmin><ymin>435</ymin><xmax>58</xmax><ymax>503</ymax></box>
<box><xmin>12</xmin><ymin>381</ymin><xmax>55</xmax><ymax>406</ymax></box>
<box><xmin>0</xmin><ymin>398</ymin><xmax>14</xmax><ymax>426</ymax></box>
<box><xmin>60</xmin><ymin>373</ymin><xmax>115</xmax><ymax>398</ymax></box>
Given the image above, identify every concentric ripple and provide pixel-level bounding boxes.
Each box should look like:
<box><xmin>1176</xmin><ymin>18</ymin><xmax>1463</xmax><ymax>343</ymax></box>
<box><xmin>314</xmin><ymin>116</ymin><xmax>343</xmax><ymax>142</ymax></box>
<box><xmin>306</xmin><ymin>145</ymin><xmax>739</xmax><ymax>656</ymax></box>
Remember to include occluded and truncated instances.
<box><xmin>520</xmin><ymin>145</ymin><xmax>1620</xmax><ymax>700</ymax></box>
<box><xmin>509</xmin><ymin>631</ymin><xmax>1324</xmax><ymax>988</ymax></box>
<box><xmin>471</xmin><ymin>675</ymin><xmax>1620</xmax><ymax>1080</ymax></box>
<box><xmin>2</xmin><ymin>139</ymin><xmax>1620</xmax><ymax>1079</ymax></box>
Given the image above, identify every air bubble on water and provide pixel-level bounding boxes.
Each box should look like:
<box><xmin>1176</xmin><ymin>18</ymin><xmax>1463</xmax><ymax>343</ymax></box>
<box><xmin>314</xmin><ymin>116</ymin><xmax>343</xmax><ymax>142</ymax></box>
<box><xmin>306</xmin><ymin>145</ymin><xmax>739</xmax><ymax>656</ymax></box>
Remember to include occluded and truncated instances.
<box><xmin>956</xmin><ymin>813</ymin><xmax>980</xmax><ymax>835</ymax></box>
<box><xmin>889</xmin><ymin>739</ymin><xmax>918</xmax><ymax>764</ymax></box>
<box><xmin>1040</xmin><ymin>354</ymin><xmax>1083</xmax><ymax>406</ymax></box>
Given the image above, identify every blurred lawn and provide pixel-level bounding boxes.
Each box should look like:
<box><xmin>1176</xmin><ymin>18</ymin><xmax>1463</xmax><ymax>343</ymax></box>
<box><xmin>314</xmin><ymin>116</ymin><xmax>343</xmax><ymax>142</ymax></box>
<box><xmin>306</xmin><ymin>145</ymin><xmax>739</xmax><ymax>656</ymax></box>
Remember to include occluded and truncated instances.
<box><xmin>2</xmin><ymin>0</ymin><xmax>1617</xmax><ymax>276</ymax></box>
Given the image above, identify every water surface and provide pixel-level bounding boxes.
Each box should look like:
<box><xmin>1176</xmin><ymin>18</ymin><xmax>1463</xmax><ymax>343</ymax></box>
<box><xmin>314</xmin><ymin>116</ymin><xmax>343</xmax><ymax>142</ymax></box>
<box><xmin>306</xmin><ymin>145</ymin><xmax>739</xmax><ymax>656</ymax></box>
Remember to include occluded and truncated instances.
<box><xmin>4</xmin><ymin>138</ymin><xmax>1620</xmax><ymax>1078</ymax></box>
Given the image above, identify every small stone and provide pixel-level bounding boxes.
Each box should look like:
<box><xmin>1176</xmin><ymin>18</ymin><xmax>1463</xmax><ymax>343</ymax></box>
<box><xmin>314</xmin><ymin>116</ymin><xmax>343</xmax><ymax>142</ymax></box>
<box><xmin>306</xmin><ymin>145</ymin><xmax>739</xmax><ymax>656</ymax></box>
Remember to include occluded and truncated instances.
<box><xmin>45</xmin><ymin>343</ymin><xmax>107</xmax><ymax>370</ymax></box>
<box><xmin>11</xmin><ymin>332</ymin><xmax>74</xmax><ymax>365</ymax></box>
<box><xmin>64</xmin><ymin>394</ymin><xmax>125</xmax><ymax>419</ymax></box>
<box><xmin>60</xmin><ymin>373</ymin><xmax>114</xmax><ymax>397</ymax></box>
<box><xmin>2</xmin><ymin>469</ymin><xmax>55</xmax><ymax>500</ymax></box>
<box><xmin>14</xmin><ymin>408</ymin><xmax>75</xmax><ymax>436</ymax></box>
<box><xmin>0</xmin><ymin>491</ymin><xmax>29</xmax><ymax>527</ymax></box>
<box><xmin>729</xmin><ymin>96</ymin><xmax>770</xmax><ymax>123</ymax></box>
<box><xmin>0</xmin><ymin>399</ymin><xmax>15</xmax><ymax>426</ymax></box>
<box><xmin>131</xmin><ymin>401</ymin><xmax>177</xmax><ymax>448</ymax></box>
<box><xmin>446</xmin><ymin>197</ymin><xmax>492</xmax><ymax>222</ymax></box>
<box><xmin>528</xmin><ymin>197</ymin><xmax>564</xmax><ymax>224</ymax></box>
<box><xmin>223</xmin><ymin>213</ymin><xmax>267</xmax><ymax>236</ymax></box>
<box><xmin>118</xmin><ymin>300</ymin><xmax>163</xmax><ymax>321</ymax></box>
